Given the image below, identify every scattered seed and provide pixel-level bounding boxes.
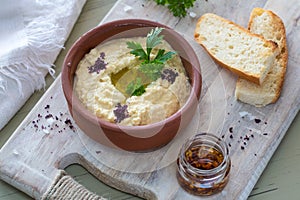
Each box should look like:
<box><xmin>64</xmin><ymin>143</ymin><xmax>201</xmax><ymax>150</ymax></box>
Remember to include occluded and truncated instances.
<box><xmin>254</xmin><ymin>118</ymin><xmax>261</xmax><ymax>123</ymax></box>
<box><xmin>45</xmin><ymin>114</ymin><xmax>53</xmax><ymax>119</ymax></box>
<box><xmin>64</xmin><ymin>119</ymin><xmax>72</xmax><ymax>125</ymax></box>
<box><xmin>244</xmin><ymin>135</ymin><xmax>250</xmax><ymax>141</ymax></box>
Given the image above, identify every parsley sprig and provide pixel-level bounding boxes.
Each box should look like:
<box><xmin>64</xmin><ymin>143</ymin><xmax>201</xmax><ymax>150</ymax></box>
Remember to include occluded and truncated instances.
<box><xmin>154</xmin><ymin>0</ymin><xmax>197</xmax><ymax>18</ymax></box>
<box><xmin>126</xmin><ymin>28</ymin><xmax>175</xmax><ymax>65</ymax></box>
<box><xmin>126</xmin><ymin>78</ymin><xmax>146</xmax><ymax>96</ymax></box>
<box><xmin>126</xmin><ymin>27</ymin><xmax>175</xmax><ymax>96</ymax></box>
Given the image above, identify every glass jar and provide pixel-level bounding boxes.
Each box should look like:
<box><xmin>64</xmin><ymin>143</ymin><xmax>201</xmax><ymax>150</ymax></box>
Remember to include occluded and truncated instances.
<box><xmin>176</xmin><ymin>132</ymin><xmax>231</xmax><ymax>196</ymax></box>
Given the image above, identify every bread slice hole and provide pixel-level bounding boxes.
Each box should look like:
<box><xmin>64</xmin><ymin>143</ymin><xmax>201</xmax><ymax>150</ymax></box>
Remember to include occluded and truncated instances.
<box><xmin>263</xmin><ymin>43</ymin><xmax>269</xmax><ymax>47</ymax></box>
<box><xmin>276</xmin><ymin>33</ymin><xmax>282</xmax><ymax>41</ymax></box>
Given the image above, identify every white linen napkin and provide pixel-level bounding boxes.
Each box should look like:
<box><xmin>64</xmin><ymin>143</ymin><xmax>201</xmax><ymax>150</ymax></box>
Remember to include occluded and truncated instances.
<box><xmin>0</xmin><ymin>0</ymin><xmax>86</xmax><ymax>130</ymax></box>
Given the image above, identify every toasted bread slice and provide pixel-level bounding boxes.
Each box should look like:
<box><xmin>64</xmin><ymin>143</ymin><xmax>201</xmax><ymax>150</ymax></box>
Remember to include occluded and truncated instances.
<box><xmin>194</xmin><ymin>13</ymin><xmax>279</xmax><ymax>85</ymax></box>
<box><xmin>235</xmin><ymin>8</ymin><xmax>288</xmax><ymax>107</ymax></box>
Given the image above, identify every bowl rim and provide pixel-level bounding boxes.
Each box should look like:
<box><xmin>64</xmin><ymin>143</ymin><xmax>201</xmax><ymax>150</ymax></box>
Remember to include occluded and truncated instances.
<box><xmin>62</xmin><ymin>18</ymin><xmax>202</xmax><ymax>132</ymax></box>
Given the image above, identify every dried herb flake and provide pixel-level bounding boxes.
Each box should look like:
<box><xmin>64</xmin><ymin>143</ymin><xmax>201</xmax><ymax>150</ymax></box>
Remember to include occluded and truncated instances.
<box><xmin>161</xmin><ymin>68</ymin><xmax>178</xmax><ymax>83</ymax></box>
<box><xmin>88</xmin><ymin>52</ymin><xmax>107</xmax><ymax>74</ymax></box>
<box><xmin>113</xmin><ymin>103</ymin><xmax>129</xmax><ymax>123</ymax></box>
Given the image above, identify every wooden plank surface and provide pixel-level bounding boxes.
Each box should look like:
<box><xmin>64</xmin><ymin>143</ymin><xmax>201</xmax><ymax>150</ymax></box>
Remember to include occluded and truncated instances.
<box><xmin>0</xmin><ymin>0</ymin><xmax>118</xmax><ymax>199</ymax></box>
<box><xmin>1</xmin><ymin>0</ymin><xmax>300</xmax><ymax>199</ymax></box>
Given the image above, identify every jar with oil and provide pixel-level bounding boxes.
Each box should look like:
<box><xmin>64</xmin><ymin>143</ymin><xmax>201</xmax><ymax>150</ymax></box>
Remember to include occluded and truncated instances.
<box><xmin>176</xmin><ymin>133</ymin><xmax>231</xmax><ymax>196</ymax></box>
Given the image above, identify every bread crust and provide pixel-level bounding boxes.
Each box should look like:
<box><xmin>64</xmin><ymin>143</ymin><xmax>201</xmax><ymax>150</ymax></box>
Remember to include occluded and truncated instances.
<box><xmin>235</xmin><ymin>8</ymin><xmax>288</xmax><ymax>106</ymax></box>
<box><xmin>194</xmin><ymin>13</ymin><xmax>279</xmax><ymax>85</ymax></box>
<box><xmin>250</xmin><ymin>8</ymin><xmax>288</xmax><ymax>103</ymax></box>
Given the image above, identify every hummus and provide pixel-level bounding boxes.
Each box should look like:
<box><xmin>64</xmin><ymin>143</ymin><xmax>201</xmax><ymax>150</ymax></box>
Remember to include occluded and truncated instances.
<box><xmin>74</xmin><ymin>37</ymin><xmax>191</xmax><ymax>126</ymax></box>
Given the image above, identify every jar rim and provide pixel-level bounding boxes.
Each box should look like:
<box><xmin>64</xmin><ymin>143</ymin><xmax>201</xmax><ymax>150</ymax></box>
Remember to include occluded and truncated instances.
<box><xmin>179</xmin><ymin>132</ymin><xmax>229</xmax><ymax>175</ymax></box>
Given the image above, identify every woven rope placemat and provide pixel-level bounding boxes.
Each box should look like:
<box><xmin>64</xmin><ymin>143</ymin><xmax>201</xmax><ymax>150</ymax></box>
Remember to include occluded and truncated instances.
<box><xmin>42</xmin><ymin>171</ymin><xmax>107</xmax><ymax>200</ymax></box>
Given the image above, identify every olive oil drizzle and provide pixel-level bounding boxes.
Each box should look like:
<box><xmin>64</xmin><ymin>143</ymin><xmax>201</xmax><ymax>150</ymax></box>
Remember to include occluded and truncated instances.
<box><xmin>111</xmin><ymin>67</ymin><xmax>151</xmax><ymax>97</ymax></box>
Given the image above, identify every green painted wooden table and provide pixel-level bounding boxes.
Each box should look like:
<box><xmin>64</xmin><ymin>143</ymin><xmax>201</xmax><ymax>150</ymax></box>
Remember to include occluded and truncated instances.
<box><xmin>0</xmin><ymin>0</ymin><xmax>299</xmax><ymax>199</ymax></box>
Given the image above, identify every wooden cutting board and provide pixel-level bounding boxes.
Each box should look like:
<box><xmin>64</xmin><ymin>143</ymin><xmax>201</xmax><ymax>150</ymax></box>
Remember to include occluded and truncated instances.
<box><xmin>1</xmin><ymin>0</ymin><xmax>299</xmax><ymax>199</ymax></box>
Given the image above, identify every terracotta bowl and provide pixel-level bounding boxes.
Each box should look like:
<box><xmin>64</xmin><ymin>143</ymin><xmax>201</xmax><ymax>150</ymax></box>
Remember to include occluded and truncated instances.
<box><xmin>61</xmin><ymin>19</ymin><xmax>202</xmax><ymax>152</ymax></box>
